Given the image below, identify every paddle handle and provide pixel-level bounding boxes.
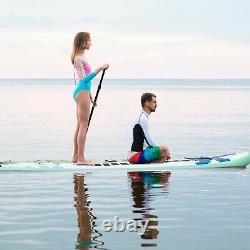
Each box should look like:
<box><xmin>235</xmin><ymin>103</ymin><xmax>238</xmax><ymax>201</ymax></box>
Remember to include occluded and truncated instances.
<box><xmin>87</xmin><ymin>69</ymin><xmax>106</xmax><ymax>132</ymax></box>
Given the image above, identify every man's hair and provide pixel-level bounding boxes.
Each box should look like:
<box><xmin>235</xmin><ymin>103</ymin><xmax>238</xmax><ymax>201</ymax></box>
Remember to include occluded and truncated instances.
<box><xmin>141</xmin><ymin>93</ymin><xmax>156</xmax><ymax>107</ymax></box>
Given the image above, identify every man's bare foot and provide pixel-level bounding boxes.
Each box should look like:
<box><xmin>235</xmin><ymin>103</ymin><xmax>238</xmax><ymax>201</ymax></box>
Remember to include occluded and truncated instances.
<box><xmin>152</xmin><ymin>157</ymin><xmax>165</xmax><ymax>163</ymax></box>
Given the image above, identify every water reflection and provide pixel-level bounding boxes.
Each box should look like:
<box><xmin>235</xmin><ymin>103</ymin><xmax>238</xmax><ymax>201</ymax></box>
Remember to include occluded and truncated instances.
<box><xmin>128</xmin><ymin>171</ymin><xmax>171</xmax><ymax>247</ymax></box>
<box><xmin>73</xmin><ymin>171</ymin><xmax>170</xmax><ymax>249</ymax></box>
<box><xmin>73</xmin><ymin>173</ymin><xmax>106</xmax><ymax>250</ymax></box>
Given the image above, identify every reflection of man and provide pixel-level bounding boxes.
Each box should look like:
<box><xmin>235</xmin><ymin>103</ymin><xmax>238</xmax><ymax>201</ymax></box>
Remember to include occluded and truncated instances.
<box><xmin>128</xmin><ymin>93</ymin><xmax>171</xmax><ymax>164</ymax></box>
<box><xmin>128</xmin><ymin>171</ymin><xmax>171</xmax><ymax>246</ymax></box>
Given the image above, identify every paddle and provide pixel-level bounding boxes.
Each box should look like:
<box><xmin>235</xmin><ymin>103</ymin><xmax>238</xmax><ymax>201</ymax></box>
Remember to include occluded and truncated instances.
<box><xmin>87</xmin><ymin>69</ymin><xmax>106</xmax><ymax>132</ymax></box>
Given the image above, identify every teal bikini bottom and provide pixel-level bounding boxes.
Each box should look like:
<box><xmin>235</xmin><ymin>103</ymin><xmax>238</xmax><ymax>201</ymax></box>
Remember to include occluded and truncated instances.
<box><xmin>73</xmin><ymin>72</ymin><xmax>96</xmax><ymax>101</ymax></box>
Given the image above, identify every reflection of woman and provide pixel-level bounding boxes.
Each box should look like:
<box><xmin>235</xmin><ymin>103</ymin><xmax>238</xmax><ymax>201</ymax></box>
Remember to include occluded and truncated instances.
<box><xmin>74</xmin><ymin>173</ymin><xmax>92</xmax><ymax>249</ymax></box>
<box><xmin>73</xmin><ymin>173</ymin><xmax>104</xmax><ymax>249</ymax></box>
<box><xmin>71</xmin><ymin>32</ymin><xmax>109</xmax><ymax>165</ymax></box>
<box><xmin>128</xmin><ymin>171</ymin><xmax>171</xmax><ymax>245</ymax></box>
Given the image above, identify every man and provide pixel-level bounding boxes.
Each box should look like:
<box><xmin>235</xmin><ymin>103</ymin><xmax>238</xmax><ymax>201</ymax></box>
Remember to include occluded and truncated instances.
<box><xmin>128</xmin><ymin>93</ymin><xmax>171</xmax><ymax>164</ymax></box>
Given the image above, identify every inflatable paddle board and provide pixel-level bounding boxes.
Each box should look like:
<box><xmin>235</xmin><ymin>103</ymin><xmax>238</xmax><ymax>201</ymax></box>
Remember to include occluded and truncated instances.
<box><xmin>0</xmin><ymin>152</ymin><xmax>249</xmax><ymax>172</ymax></box>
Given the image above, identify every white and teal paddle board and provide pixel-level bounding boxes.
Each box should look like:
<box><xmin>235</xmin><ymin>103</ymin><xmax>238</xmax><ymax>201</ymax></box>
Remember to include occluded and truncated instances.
<box><xmin>0</xmin><ymin>152</ymin><xmax>250</xmax><ymax>172</ymax></box>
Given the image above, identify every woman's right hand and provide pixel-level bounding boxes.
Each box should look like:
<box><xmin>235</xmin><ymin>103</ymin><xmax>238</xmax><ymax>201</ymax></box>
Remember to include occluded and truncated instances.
<box><xmin>100</xmin><ymin>63</ymin><xmax>109</xmax><ymax>70</ymax></box>
<box><xmin>95</xmin><ymin>63</ymin><xmax>109</xmax><ymax>75</ymax></box>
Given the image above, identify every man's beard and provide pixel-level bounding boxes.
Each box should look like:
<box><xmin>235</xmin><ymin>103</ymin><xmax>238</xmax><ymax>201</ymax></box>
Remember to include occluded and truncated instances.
<box><xmin>150</xmin><ymin>106</ymin><xmax>156</xmax><ymax>112</ymax></box>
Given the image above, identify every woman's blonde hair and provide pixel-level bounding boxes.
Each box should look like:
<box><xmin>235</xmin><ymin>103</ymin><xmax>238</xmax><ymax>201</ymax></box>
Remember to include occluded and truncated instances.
<box><xmin>71</xmin><ymin>32</ymin><xmax>90</xmax><ymax>65</ymax></box>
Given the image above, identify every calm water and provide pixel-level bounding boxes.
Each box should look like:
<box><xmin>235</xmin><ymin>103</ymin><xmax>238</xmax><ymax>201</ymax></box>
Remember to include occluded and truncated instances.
<box><xmin>0</xmin><ymin>79</ymin><xmax>250</xmax><ymax>249</ymax></box>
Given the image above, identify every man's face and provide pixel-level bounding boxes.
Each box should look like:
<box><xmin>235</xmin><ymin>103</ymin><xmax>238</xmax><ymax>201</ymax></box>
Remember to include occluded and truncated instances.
<box><xmin>147</xmin><ymin>97</ymin><xmax>157</xmax><ymax>112</ymax></box>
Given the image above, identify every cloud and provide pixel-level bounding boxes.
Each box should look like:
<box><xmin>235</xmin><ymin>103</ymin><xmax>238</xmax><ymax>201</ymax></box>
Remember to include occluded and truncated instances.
<box><xmin>0</xmin><ymin>15</ymin><xmax>108</xmax><ymax>30</ymax></box>
<box><xmin>0</xmin><ymin>16</ymin><xmax>54</xmax><ymax>29</ymax></box>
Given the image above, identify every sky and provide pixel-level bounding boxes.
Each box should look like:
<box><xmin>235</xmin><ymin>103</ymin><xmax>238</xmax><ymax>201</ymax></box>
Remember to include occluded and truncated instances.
<box><xmin>0</xmin><ymin>0</ymin><xmax>250</xmax><ymax>78</ymax></box>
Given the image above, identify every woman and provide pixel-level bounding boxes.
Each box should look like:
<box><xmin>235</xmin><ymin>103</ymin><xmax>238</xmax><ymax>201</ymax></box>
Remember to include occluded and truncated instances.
<box><xmin>71</xmin><ymin>32</ymin><xmax>109</xmax><ymax>165</ymax></box>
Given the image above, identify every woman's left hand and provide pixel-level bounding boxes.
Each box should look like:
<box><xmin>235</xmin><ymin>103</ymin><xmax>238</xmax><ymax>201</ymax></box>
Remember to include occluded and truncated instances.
<box><xmin>90</xmin><ymin>96</ymin><xmax>97</xmax><ymax>107</ymax></box>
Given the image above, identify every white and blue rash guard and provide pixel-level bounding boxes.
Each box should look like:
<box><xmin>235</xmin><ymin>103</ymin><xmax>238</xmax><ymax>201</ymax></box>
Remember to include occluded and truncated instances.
<box><xmin>128</xmin><ymin>111</ymin><xmax>159</xmax><ymax>154</ymax></box>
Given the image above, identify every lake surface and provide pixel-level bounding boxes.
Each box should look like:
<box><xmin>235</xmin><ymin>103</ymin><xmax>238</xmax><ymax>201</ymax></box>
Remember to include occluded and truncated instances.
<box><xmin>0</xmin><ymin>79</ymin><xmax>249</xmax><ymax>249</ymax></box>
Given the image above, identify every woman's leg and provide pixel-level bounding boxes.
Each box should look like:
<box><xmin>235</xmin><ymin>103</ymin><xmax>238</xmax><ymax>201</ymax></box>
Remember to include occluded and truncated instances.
<box><xmin>76</xmin><ymin>91</ymin><xmax>91</xmax><ymax>164</ymax></box>
<box><xmin>72</xmin><ymin>106</ymin><xmax>79</xmax><ymax>163</ymax></box>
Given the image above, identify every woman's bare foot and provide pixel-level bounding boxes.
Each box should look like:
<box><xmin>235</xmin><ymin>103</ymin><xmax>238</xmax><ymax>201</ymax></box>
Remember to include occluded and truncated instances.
<box><xmin>72</xmin><ymin>152</ymin><xmax>78</xmax><ymax>163</ymax></box>
<box><xmin>76</xmin><ymin>159</ymin><xmax>93</xmax><ymax>166</ymax></box>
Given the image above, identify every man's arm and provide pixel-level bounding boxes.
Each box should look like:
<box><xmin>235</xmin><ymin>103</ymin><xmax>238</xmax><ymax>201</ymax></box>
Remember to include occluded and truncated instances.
<box><xmin>140</xmin><ymin>115</ymin><xmax>159</xmax><ymax>147</ymax></box>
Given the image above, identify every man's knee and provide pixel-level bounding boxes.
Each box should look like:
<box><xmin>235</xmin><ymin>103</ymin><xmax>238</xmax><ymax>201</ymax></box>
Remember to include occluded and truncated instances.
<box><xmin>160</xmin><ymin>145</ymin><xmax>171</xmax><ymax>158</ymax></box>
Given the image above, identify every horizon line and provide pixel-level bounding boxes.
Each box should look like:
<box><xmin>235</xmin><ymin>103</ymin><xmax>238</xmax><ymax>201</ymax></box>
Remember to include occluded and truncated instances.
<box><xmin>0</xmin><ymin>78</ymin><xmax>250</xmax><ymax>80</ymax></box>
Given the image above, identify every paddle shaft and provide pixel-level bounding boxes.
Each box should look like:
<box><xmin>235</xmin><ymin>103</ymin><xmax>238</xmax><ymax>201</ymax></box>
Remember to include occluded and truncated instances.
<box><xmin>87</xmin><ymin>69</ymin><xmax>106</xmax><ymax>132</ymax></box>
